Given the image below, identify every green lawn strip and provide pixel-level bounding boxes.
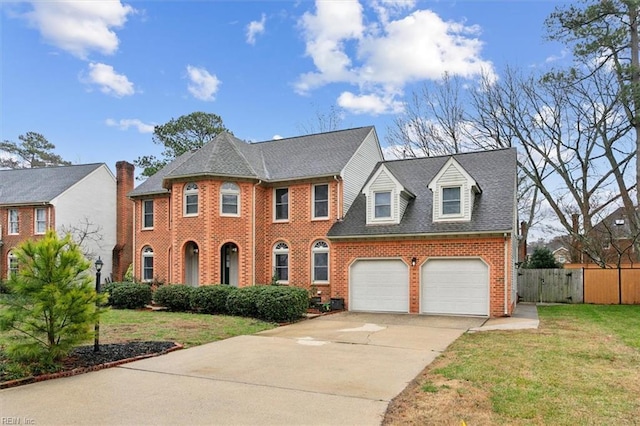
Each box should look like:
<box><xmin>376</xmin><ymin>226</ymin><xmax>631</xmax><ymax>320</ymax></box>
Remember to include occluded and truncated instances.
<box><xmin>1</xmin><ymin>308</ymin><xmax>276</xmax><ymax>382</ymax></box>
<box><xmin>432</xmin><ymin>305</ymin><xmax>640</xmax><ymax>425</ymax></box>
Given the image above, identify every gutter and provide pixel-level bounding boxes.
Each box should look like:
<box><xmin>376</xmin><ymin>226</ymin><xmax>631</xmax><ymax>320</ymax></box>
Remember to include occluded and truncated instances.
<box><xmin>327</xmin><ymin>229</ymin><xmax>515</xmax><ymax>240</ymax></box>
<box><xmin>252</xmin><ymin>180</ymin><xmax>262</xmax><ymax>286</ymax></box>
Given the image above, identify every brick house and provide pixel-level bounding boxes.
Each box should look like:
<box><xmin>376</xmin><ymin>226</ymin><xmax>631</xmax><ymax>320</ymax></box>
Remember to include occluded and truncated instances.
<box><xmin>0</xmin><ymin>162</ymin><xmax>134</xmax><ymax>283</ymax></box>
<box><xmin>128</xmin><ymin>127</ymin><xmax>518</xmax><ymax>317</ymax></box>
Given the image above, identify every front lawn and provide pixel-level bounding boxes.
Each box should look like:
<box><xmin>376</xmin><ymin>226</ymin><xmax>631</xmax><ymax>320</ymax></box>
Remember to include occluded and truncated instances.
<box><xmin>0</xmin><ymin>308</ymin><xmax>275</xmax><ymax>383</ymax></box>
<box><xmin>384</xmin><ymin>305</ymin><xmax>640</xmax><ymax>425</ymax></box>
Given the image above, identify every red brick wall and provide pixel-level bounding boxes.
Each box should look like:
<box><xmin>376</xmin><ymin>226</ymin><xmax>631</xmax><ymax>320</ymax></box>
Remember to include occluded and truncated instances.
<box><xmin>0</xmin><ymin>205</ymin><xmax>53</xmax><ymax>280</ymax></box>
<box><xmin>134</xmin><ymin>195</ymin><xmax>171</xmax><ymax>283</ymax></box>
<box><xmin>331</xmin><ymin>236</ymin><xmax>515</xmax><ymax>317</ymax></box>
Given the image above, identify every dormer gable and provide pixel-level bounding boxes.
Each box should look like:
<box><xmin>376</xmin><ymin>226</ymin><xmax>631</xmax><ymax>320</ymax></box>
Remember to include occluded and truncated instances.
<box><xmin>362</xmin><ymin>164</ymin><xmax>414</xmax><ymax>225</ymax></box>
<box><xmin>427</xmin><ymin>157</ymin><xmax>481</xmax><ymax>222</ymax></box>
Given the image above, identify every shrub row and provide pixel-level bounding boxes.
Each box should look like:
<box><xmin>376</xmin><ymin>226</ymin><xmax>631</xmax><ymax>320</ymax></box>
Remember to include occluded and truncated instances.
<box><xmin>102</xmin><ymin>283</ymin><xmax>309</xmax><ymax>323</ymax></box>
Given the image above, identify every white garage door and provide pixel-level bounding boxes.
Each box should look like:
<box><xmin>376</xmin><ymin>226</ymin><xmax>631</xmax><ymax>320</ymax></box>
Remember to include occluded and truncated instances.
<box><xmin>350</xmin><ymin>259</ymin><xmax>409</xmax><ymax>313</ymax></box>
<box><xmin>421</xmin><ymin>258</ymin><xmax>488</xmax><ymax>316</ymax></box>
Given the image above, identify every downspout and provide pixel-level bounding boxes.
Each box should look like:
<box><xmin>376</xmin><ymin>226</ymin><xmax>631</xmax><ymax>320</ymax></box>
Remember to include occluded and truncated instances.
<box><xmin>132</xmin><ymin>201</ymin><xmax>137</xmax><ymax>281</ymax></box>
<box><xmin>504</xmin><ymin>233</ymin><xmax>509</xmax><ymax>316</ymax></box>
<box><xmin>333</xmin><ymin>175</ymin><xmax>341</xmax><ymax>219</ymax></box>
<box><xmin>253</xmin><ymin>180</ymin><xmax>262</xmax><ymax>286</ymax></box>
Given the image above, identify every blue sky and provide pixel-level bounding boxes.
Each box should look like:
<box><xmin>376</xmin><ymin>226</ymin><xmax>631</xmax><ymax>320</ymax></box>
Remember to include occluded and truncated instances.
<box><xmin>1</xmin><ymin>0</ymin><xmax>569</xmax><ymax>170</ymax></box>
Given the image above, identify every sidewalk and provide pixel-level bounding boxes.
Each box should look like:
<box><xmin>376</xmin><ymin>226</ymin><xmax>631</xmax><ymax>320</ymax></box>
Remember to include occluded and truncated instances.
<box><xmin>470</xmin><ymin>303</ymin><xmax>539</xmax><ymax>332</ymax></box>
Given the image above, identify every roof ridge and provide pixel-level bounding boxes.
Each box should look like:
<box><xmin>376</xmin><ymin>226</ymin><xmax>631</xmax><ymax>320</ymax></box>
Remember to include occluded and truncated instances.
<box><xmin>249</xmin><ymin>126</ymin><xmax>373</xmax><ymax>145</ymax></box>
<box><xmin>382</xmin><ymin>146</ymin><xmax>515</xmax><ymax>164</ymax></box>
<box><xmin>223</xmin><ymin>133</ymin><xmax>259</xmax><ymax>177</ymax></box>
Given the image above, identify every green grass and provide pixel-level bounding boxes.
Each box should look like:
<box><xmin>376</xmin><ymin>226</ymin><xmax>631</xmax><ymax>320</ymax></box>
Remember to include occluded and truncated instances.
<box><xmin>430</xmin><ymin>305</ymin><xmax>640</xmax><ymax>424</ymax></box>
<box><xmin>1</xmin><ymin>308</ymin><xmax>276</xmax><ymax>382</ymax></box>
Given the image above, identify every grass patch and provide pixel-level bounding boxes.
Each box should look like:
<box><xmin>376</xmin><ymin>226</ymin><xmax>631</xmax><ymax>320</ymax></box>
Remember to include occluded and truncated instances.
<box><xmin>384</xmin><ymin>305</ymin><xmax>640</xmax><ymax>425</ymax></box>
<box><xmin>1</xmin><ymin>308</ymin><xmax>275</xmax><ymax>382</ymax></box>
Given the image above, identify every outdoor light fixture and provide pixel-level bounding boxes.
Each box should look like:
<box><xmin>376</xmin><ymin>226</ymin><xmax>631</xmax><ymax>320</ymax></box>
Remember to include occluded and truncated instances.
<box><xmin>411</xmin><ymin>257</ymin><xmax>417</xmax><ymax>267</ymax></box>
<box><xmin>94</xmin><ymin>257</ymin><xmax>103</xmax><ymax>353</ymax></box>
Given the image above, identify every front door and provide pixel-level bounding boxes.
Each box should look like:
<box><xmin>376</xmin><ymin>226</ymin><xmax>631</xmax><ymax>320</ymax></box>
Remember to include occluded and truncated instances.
<box><xmin>221</xmin><ymin>243</ymin><xmax>239</xmax><ymax>287</ymax></box>
<box><xmin>185</xmin><ymin>242</ymin><xmax>199</xmax><ymax>287</ymax></box>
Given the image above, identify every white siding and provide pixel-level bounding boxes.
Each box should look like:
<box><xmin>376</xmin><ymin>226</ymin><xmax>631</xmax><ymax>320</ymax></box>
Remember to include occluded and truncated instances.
<box><xmin>366</xmin><ymin>168</ymin><xmax>400</xmax><ymax>224</ymax></box>
<box><xmin>51</xmin><ymin>165</ymin><xmax>117</xmax><ymax>282</ymax></box>
<box><xmin>399</xmin><ymin>193</ymin><xmax>410</xmax><ymax>220</ymax></box>
<box><xmin>342</xmin><ymin>129</ymin><xmax>383</xmax><ymax>215</ymax></box>
<box><xmin>431</xmin><ymin>161</ymin><xmax>474</xmax><ymax>222</ymax></box>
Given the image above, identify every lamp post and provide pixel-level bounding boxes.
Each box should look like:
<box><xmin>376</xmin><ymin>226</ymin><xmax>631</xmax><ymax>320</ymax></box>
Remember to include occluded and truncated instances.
<box><xmin>94</xmin><ymin>256</ymin><xmax>103</xmax><ymax>352</ymax></box>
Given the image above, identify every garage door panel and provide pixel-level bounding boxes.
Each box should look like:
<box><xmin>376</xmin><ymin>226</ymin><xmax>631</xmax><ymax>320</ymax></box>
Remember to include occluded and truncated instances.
<box><xmin>350</xmin><ymin>260</ymin><xmax>408</xmax><ymax>313</ymax></box>
<box><xmin>422</xmin><ymin>258</ymin><xmax>488</xmax><ymax>316</ymax></box>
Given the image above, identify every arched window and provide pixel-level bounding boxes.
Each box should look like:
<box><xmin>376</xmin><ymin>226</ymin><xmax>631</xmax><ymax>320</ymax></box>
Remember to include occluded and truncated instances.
<box><xmin>221</xmin><ymin>182</ymin><xmax>240</xmax><ymax>216</ymax></box>
<box><xmin>142</xmin><ymin>246</ymin><xmax>154</xmax><ymax>282</ymax></box>
<box><xmin>312</xmin><ymin>240</ymin><xmax>329</xmax><ymax>283</ymax></box>
<box><xmin>184</xmin><ymin>183</ymin><xmax>199</xmax><ymax>216</ymax></box>
<box><xmin>273</xmin><ymin>242</ymin><xmax>289</xmax><ymax>283</ymax></box>
<box><xmin>7</xmin><ymin>251</ymin><xmax>18</xmax><ymax>276</ymax></box>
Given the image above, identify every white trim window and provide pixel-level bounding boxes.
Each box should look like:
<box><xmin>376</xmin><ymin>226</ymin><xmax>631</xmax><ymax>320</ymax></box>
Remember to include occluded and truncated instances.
<box><xmin>274</xmin><ymin>188</ymin><xmax>289</xmax><ymax>221</ymax></box>
<box><xmin>312</xmin><ymin>184</ymin><xmax>329</xmax><ymax>219</ymax></box>
<box><xmin>8</xmin><ymin>251</ymin><xmax>18</xmax><ymax>276</ymax></box>
<box><xmin>442</xmin><ymin>186</ymin><xmax>461</xmax><ymax>215</ymax></box>
<box><xmin>374</xmin><ymin>191</ymin><xmax>392</xmax><ymax>219</ymax></box>
<box><xmin>8</xmin><ymin>209</ymin><xmax>19</xmax><ymax>235</ymax></box>
<box><xmin>184</xmin><ymin>183</ymin><xmax>199</xmax><ymax>216</ymax></box>
<box><xmin>34</xmin><ymin>208</ymin><xmax>46</xmax><ymax>234</ymax></box>
<box><xmin>221</xmin><ymin>182</ymin><xmax>240</xmax><ymax>216</ymax></box>
<box><xmin>142</xmin><ymin>246</ymin><xmax>154</xmax><ymax>282</ymax></box>
<box><xmin>143</xmin><ymin>200</ymin><xmax>154</xmax><ymax>229</ymax></box>
<box><xmin>312</xmin><ymin>240</ymin><xmax>329</xmax><ymax>283</ymax></box>
<box><xmin>273</xmin><ymin>241</ymin><xmax>289</xmax><ymax>283</ymax></box>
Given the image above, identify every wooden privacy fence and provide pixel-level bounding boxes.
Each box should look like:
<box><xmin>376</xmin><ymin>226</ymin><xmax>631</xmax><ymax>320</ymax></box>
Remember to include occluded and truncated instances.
<box><xmin>584</xmin><ymin>269</ymin><xmax>640</xmax><ymax>304</ymax></box>
<box><xmin>518</xmin><ymin>267</ymin><xmax>640</xmax><ymax>304</ymax></box>
<box><xmin>517</xmin><ymin>268</ymin><xmax>583</xmax><ymax>303</ymax></box>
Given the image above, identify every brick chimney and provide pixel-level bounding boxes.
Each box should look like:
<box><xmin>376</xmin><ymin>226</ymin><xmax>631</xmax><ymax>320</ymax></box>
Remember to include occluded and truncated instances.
<box><xmin>112</xmin><ymin>161</ymin><xmax>134</xmax><ymax>281</ymax></box>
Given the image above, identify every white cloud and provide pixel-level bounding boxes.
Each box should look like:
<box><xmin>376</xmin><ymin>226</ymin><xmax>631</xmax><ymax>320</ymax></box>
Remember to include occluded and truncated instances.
<box><xmin>296</xmin><ymin>1</ymin><xmax>496</xmax><ymax>115</ymax></box>
<box><xmin>272</xmin><ymin>134</ymin><xmax>284</xmax><ymax>140</ymax></box>
<box><xmin>105</xmin><ymin>118</ymin><xmax>154</xmax><ymax>133</ymax></box>
<box><xmin>246</xmin><ymin>14</ymin><xmax>266</xmax><ymax>45</ymax></box>
<box><xmin>23</xmin><ymin>1</ymin><xmax>135</xmax><ymax>59</ymax></box>
<box><xmin>186</xmin><ymin>65</ymin><xmax>221</xmax><ymax>101</ymax></box>
<box><xmin>337</xmin><ymin>91</ymin><xmax>403</xmax><ymax>115</ymax></box>
<box><xmin>83</xmin><ymin>62</ymin><xmax>134</xmax><ymax>97</ymax></box>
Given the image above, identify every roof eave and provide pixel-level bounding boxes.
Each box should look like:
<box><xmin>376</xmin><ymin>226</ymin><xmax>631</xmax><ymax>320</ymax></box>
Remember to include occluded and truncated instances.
<box><xmin>327</xmin><ymin>229</ymin><xmax>515</xmax><ymax>240</ymax></box>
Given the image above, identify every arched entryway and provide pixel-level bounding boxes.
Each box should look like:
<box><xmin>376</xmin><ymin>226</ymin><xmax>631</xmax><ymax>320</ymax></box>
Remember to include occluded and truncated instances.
<box><xmin>184</xmin><ymin>241</ymin><xmax>199</xmax><ymax>287</ymax></box>
<box><xmin>220</xmin><ymin>242</ymin><xmax>239</xmax><ymax>287</ymax></box>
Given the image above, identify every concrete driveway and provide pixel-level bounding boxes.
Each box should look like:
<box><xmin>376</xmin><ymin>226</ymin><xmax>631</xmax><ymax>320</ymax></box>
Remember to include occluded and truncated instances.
<box><xmin>1</xmin><ymin>312</ymin><xmax>485</xmax><ymax>425</ymax></box>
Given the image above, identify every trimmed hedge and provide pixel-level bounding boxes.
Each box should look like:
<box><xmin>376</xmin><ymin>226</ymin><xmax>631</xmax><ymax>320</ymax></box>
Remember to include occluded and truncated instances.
<box><xmin>153</xmin><ymin>284</ymin><xmax>195</xmax><ymax>312</ymax></box>
<box><xmin>255</xmin><ymin>286</ymin><xmax>309</xmax><ymax>322</ymax></box>
<box><xmin>226</xmin><ymin>286</ymin><xmax>266</xmax><ymax>318</ymax></box>
<box><xmin>107</xmin><ymin>282</ymin><xmax>152</xmax><ymax>309</ymax></box>
<box><xmin>190</xmin><ymin>285</ymin><xmax>237</xmax><ymax>314</ymax></box>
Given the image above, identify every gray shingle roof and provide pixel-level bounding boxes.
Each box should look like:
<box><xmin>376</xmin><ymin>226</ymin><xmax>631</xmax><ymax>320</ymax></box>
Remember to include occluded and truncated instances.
<box><xmin>130</xmin><ymin>127</ymin><xmax>375</xmax><ymax>197</ymax></box>
<box><xmin>328</xmin><ymin>148</ymin><xmax>517</xmax><ymax>237</ymax></box>
<box><xmin>0</xmin><ymin>163</ymin><xmax>105</xmax><ymax>205</ymax></box>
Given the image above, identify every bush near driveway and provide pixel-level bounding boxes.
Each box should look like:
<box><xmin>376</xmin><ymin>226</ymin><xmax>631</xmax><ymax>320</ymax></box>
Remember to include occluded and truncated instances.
<box><xmin>255</xmin><ymin>286</ymin><xmax>309</xmax><ymax>323</ymax></box>
<box><xmin>226</xmin><ymin>286</ymin><xmax>267</xmax><ymax>318</ymax></box>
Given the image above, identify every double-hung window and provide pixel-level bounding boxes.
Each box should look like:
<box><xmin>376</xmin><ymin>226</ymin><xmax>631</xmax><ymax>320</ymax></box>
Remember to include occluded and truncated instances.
<box><xmin>374</xmin><ymin>191</ymin><xmax>391</xmax><ymax>219</ymax></box>
<box><xmin>143</xmin><ymin>200</ymin><xmax>154</xmax><ymax>229</ymax></box>
<box><xmin>313</xmin><ymin>184</ymin><xmax>329</xmax><ymax>219</ymax></box>
<box><xmin>34</xmin><ymin>208</ymin><xmax>46</xmax><ymax>234</ymax></box>
<box><xmin>221</xmin><ymin>182</ymin><xmax>240</xmax><ymax>216</ymax></box>
<box><xmin>142</xmin><ymin>246</ymin><xmax>154</xmax><ymax>282</ymax></box>
<box><xmin>8</xmin><ymin>251</ymin><xmax>18</xmax><ymax>276</ymax></box>
<box><xmin>442</xmin><ymin>186</ymin><xmax>461</xmax><ymax>215</ymax></box>
<box><xmin>312</xmin><ymin>240</ymin><xmax>329</xmax><ymax>283</ymax></box>
<box><xmin>184</xmin><ymin>183</ymin><xmax>199</xmax><ymax>216</ymax></box>
<box><xmin>274</xmin><ymin>188</ymin><xmax>289</xmax><ymax>221</ymax></box>
<box><xmin>273</xmin><ymin>242</ymin><xmax>289</xmax><ymax>283</ymax></box>
<box><xmin>8</xmin><ymin>209</ymin><xmax>19</xmax><ymax>234</ymax></box>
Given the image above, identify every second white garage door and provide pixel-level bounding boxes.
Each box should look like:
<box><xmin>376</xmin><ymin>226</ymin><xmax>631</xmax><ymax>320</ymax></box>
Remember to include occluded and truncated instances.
<box><xmin>421</xmin><ymin>258</ymin><xmax>489</xmax><ymax>316</ymax></box>
<box><xmin>350</xmin><ymin>259</ymin><xmax>409</xmax><ymax>313</ymax></box>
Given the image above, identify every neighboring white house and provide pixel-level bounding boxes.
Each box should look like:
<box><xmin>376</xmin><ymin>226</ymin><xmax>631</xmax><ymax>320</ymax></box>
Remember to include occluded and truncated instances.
<box><xmin>0</xmin><ymin>163</ymin><xmax>124</xmax><ymax>283</ymax></box>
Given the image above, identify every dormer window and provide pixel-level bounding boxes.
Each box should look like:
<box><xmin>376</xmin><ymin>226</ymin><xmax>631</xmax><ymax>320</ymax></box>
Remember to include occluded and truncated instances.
<box><xmin>442</xmin><ymin>187</ymin><xmax>461</xmax><ymax>215</ymax></box>
<box><xmin>374</xmin><ymin>191</ymin><xmax>392</xmax><ymax>219</ymax></box>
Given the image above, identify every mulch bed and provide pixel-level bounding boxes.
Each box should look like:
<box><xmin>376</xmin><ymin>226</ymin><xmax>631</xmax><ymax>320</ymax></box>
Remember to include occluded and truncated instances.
<box><xmin>1</xmin><ymin>341</ymin><xmax>182</xmax><ymax>389</ymax></box>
